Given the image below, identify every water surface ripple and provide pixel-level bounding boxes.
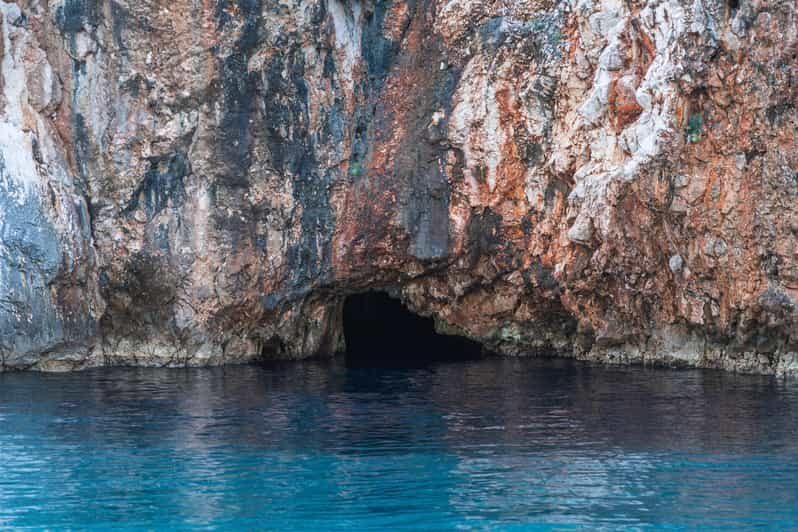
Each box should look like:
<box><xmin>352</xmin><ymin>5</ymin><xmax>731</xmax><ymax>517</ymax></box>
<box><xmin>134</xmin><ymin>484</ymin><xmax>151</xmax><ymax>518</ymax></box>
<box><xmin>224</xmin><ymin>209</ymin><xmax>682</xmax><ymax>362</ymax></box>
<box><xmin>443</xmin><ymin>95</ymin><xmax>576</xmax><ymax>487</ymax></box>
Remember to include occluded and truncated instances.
<box><xmin>1</xmin><ymin>358</ymin><xmax>797</xmax><ymax>530</ymax></box>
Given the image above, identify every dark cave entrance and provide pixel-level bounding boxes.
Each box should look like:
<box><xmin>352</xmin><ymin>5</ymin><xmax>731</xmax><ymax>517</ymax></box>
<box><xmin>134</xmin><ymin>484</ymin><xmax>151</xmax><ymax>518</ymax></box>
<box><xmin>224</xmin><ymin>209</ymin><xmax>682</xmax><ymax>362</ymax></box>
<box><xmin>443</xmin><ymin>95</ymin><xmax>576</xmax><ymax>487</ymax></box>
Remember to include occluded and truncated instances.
<box><xmin>342</xmin><ymin>292</ymin><xmax>485</xmax><ymax>367</ymax></box>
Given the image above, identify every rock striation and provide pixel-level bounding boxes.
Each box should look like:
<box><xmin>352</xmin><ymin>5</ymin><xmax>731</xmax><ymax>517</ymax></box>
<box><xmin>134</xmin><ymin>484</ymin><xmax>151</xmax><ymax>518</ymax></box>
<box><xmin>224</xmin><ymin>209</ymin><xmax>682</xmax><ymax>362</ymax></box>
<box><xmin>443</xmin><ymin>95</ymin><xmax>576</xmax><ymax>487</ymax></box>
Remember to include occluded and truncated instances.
<box><xmin>0</xmin><ymin>0</ymin><xmax>797</xmax><ymax>374</ymax></box>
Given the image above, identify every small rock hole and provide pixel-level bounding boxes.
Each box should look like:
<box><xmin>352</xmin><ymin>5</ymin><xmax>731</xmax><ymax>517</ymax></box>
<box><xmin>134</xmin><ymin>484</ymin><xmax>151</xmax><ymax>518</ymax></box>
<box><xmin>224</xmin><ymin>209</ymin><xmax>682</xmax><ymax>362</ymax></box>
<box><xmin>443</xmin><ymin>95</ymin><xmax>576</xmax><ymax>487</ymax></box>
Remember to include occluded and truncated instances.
<box><xmin>342</xmin><ymin>292</ymin><xmax>485</xmax><ymax>368</ymax></box>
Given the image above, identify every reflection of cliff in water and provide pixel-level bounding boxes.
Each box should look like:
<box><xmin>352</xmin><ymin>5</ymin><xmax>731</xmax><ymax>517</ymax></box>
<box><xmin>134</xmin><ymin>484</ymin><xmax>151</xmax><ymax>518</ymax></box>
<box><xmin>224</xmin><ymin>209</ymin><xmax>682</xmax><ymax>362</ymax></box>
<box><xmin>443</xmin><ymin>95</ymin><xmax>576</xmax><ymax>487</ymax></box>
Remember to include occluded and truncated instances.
<box><xmin>1</xmin><ymin>359</ymin><xmax>797</xmax><ymax>528</ymax></box>
<box><xmin>2</xmin><ymin>358</ymin><xmax>794</xmax><ymax>455</ymax></box>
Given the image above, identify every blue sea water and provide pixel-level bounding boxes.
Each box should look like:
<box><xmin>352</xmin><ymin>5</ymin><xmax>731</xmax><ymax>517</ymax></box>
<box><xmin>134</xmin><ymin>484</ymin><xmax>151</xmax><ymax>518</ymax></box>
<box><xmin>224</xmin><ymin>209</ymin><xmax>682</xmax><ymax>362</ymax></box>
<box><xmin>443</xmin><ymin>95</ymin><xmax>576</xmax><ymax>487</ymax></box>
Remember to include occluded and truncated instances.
<box><xmin>1</xmin><ymin>358</ymin><xmax>797</xmax><ymax>530</ymax></box>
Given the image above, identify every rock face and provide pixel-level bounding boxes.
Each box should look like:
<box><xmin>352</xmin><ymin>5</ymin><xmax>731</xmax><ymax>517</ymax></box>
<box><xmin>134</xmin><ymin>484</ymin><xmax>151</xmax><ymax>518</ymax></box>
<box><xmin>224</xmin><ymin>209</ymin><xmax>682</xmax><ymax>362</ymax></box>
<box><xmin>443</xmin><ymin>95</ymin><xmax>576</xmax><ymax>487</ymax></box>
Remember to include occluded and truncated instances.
<box><xmin>0</xmin><ymin>0</ymin><xmax>797</xmax><ymax>374</ymax></box>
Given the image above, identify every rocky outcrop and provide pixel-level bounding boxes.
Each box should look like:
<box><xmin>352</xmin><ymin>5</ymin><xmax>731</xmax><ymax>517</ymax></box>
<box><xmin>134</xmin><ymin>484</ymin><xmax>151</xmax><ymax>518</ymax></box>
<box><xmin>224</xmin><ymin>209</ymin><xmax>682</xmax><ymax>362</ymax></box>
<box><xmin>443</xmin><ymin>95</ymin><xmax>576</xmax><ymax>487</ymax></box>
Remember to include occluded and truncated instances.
<box><xmin>1</xmin><ymin>0</ymin><xmax>797</xmax><ymax>374</ymax></box>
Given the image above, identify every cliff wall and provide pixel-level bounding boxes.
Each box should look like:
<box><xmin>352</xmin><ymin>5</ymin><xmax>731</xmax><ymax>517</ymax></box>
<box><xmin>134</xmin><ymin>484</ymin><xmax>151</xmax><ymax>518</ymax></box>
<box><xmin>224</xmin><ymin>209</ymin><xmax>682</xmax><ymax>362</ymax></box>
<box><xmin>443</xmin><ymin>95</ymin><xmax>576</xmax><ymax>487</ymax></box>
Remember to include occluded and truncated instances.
<box><xmin>1</xmin><ymin>0</ymin><xmax>797</xmax><ymax>373</ymax></box>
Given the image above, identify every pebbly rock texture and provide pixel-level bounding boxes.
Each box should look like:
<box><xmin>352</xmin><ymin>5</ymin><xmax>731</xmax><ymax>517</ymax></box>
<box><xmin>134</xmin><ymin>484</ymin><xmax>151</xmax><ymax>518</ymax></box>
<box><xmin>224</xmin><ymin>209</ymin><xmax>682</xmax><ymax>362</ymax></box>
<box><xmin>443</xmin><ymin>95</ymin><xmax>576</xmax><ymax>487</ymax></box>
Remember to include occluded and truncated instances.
<box><xmin>0</xmin><ymin>0</ymin><xmax>797</xmax><ymax>373</ymax></box>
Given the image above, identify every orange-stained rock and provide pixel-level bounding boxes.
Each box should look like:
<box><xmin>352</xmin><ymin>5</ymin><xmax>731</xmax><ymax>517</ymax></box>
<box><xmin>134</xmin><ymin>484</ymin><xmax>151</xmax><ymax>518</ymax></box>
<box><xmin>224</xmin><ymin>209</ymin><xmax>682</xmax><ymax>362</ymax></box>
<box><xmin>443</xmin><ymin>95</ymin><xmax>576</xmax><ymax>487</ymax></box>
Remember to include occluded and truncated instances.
<box><xmin>0</xmin><ymin>0</ymin><xmax>797</xmax><ymax>375</ymax></box>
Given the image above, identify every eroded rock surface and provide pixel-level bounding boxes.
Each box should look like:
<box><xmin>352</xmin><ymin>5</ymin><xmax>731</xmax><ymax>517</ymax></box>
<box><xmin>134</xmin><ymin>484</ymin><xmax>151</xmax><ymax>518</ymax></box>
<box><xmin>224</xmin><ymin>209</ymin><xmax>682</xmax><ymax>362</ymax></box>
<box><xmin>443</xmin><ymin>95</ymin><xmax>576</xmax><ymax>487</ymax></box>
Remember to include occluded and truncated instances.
<box><xmin>1</xmin><ymin>0</ymin><xmax>797</xmax><ymax>374</ymax></box>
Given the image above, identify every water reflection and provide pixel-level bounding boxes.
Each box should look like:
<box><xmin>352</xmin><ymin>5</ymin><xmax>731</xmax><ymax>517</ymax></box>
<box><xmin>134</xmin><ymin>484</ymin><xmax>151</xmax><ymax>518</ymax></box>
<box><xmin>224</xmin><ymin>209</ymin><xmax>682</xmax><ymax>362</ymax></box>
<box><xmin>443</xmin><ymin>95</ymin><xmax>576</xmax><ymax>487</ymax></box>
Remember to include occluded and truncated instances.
<box><xmin>0</xmin><ymin>358</ymin><xmax>797</xmax><ymax>529</ymax></box>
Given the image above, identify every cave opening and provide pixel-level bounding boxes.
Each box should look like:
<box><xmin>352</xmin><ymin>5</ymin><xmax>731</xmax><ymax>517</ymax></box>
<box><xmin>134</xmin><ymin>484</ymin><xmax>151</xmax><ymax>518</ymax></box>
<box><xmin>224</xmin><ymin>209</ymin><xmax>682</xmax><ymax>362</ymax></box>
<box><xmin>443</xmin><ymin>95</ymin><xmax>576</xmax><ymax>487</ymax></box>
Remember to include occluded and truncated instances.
<box><xmin>342</xmin><ymin>292</ymin><xmax>486</xmax><ymax>367</ymax></box>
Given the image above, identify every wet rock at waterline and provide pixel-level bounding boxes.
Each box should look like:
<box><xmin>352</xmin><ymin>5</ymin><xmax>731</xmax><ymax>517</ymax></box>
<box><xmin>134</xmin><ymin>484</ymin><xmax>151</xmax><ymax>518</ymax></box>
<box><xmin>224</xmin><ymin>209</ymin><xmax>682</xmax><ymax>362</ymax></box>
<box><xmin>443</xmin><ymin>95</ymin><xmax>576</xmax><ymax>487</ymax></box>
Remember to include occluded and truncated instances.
<box><xmin>1</xmin><ymin>0</ymin><xmax>797</xmax><ymax>374</ymax></box>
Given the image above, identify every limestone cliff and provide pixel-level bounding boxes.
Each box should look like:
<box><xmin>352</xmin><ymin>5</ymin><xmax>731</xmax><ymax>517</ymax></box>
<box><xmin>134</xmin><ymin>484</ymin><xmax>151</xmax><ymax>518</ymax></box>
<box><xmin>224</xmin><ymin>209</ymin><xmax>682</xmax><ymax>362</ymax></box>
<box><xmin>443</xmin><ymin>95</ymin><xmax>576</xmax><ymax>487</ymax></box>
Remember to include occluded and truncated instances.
<box><xmin>1</xmin><ymin>0</ymin><xmax>797</xmax><ymax>374</ymax></box>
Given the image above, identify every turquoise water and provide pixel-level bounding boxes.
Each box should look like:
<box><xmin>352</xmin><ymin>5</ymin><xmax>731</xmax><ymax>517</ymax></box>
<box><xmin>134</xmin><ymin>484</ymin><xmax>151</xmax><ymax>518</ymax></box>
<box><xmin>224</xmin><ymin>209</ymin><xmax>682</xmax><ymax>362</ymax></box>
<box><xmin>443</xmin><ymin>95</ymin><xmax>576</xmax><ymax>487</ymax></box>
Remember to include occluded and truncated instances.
<box><xmin>1</xmin><ymin>358</ymin><xmax>797</xmax><ymax>530</ymax></box>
